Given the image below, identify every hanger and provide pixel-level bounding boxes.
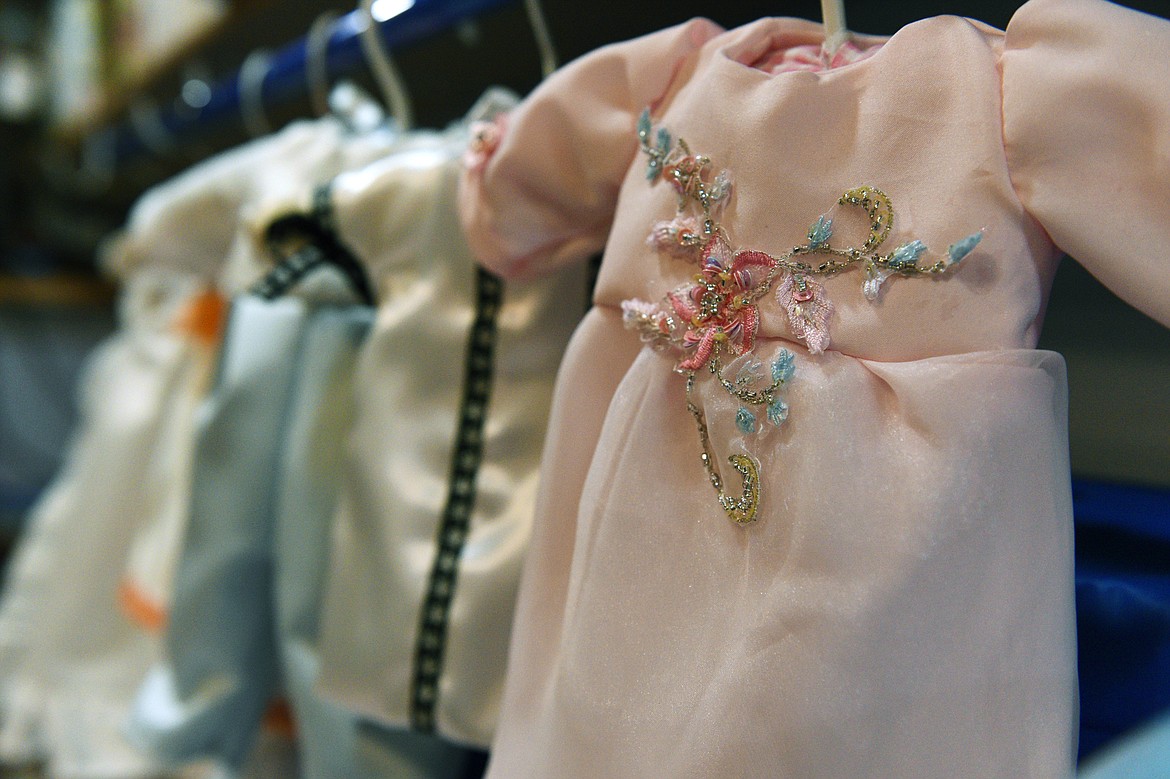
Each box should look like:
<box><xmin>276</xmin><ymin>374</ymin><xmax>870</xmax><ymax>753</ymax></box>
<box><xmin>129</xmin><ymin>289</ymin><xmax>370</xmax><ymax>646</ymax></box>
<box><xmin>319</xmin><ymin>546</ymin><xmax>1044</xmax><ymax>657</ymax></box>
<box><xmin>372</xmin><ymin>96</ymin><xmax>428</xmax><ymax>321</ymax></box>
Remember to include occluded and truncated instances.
<box><xmin>252</xmin><ymin>0</ymin><xmax>425</xmax><ymax>307</ymax></box>
<box><xmin>522</xmin><ymin>0</ymin><xmax>557</xmax><ymax>79</ymax></box>
<box><xmin>821</xmin><ymin>0</ymin><xmax>850</xmax><ymax>57</ymax></box>
<box><xmin>304</xmin><ymin>8</ymin><xmax>391</xmax><ymax>135</ymax></box>
<box><xmin>306</xmin><ymin>11</ymin><xmax>342</xmax><ymax>118</ymax></box>
<box><xmin>128</xmin><ymin>98</ymin><xmax>181</xmax><ymax>157</ymax></box>
<box><xmin>357</xmin><ymin>0</ymin><xmax>415</xmax><ymax>130</ymax></box>
<box><xmin>250</xmin><ymin>7</ymin><xmax>383</xmax><ymax>307</ymax></box>
<box><xmin>238</xmin><ymin>49</ymin><xmax>275</xmax><ymax>138</ymax></box>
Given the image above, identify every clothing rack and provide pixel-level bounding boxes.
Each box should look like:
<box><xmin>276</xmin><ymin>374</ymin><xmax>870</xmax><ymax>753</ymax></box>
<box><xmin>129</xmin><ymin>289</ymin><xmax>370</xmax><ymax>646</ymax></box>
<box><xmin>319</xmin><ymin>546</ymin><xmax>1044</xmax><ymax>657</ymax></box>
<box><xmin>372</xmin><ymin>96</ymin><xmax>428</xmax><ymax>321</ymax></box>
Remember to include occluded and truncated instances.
<box><xmin>103</xmin><ymin>0</ymin><xmax>514</xmax><ymax>165</ymax></box>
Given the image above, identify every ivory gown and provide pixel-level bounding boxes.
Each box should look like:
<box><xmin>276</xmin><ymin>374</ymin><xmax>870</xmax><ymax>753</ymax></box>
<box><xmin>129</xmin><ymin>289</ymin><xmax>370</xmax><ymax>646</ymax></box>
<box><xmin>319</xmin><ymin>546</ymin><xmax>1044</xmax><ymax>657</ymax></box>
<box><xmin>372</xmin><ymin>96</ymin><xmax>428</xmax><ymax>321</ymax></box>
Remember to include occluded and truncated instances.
<box><xmin>315</xmin><ymin>91</ymin><xmax>588</xmax><ymax>754</ymax></box>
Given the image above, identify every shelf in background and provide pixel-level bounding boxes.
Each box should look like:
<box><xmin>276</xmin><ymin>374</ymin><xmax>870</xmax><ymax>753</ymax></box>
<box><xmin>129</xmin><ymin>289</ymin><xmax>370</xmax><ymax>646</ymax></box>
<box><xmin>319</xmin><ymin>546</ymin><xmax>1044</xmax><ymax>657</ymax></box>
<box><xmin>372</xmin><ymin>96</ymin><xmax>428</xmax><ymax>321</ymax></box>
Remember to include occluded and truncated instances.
<box><xmin>0</xmin><ymin>273</ymin><xmax>116</xmax><ymax>307</ymax></box>
<box><xmin>51</xmin><ymin>0</ymin><xmax>272</xmax><ymax>144</ymax></box>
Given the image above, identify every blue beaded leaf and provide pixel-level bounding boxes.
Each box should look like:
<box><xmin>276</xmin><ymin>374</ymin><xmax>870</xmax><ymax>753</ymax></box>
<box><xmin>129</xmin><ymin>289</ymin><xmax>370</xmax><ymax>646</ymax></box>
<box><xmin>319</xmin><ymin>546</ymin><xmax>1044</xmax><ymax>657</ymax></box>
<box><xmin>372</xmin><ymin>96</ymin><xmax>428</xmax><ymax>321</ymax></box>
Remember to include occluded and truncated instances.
<box><xmin>947</xmin><ymin>231</ymin><xmax>983</xmax><ymax>263</ymax></box>
<box><xmin>807</xmin><ymin>215</ymin><xmax>833</xmax><ymax>249</ymax></box>
<box><xmin>771</xmin><ymin>349</ymin><xmax>796</xmax><ymax>384</ymax></box>
<box><xmin>656</xmin><ymin>128</ymin><xmax>672</xmax><ymax>156</ymax></box>
<box><xmin>889</xmin><ymin>240</ymin><xmax>926</xmax><ymax>269</ymax></box>
<box><xmin>637</xmin><ymin>107</ymin><xmax>652</xmax><ymax>142</ymax></box>
<box><xmin>736</xmin><ymin>407</ymin><xmax>757</xmax><ymax>435</ymax></box>
<box><xmin>767</xmin><ymin>399</ymin><xmax>789</xmax><ymax>426</ymax></box>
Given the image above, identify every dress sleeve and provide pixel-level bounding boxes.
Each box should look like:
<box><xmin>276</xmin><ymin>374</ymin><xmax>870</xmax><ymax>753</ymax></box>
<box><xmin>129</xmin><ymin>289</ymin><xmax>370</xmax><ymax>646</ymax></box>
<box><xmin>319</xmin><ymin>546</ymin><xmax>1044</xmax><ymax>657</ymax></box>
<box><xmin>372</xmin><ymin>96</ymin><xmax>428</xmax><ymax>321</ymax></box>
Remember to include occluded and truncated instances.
<box><xmin>459</xmin><ymin>18</ymin><xmax>723</xmax><ymax>279</ymax></box>
<box><xmin>1003</xmin><ymin>0</ymin><xmax>1170</xmax><ymax>327</ymax></box>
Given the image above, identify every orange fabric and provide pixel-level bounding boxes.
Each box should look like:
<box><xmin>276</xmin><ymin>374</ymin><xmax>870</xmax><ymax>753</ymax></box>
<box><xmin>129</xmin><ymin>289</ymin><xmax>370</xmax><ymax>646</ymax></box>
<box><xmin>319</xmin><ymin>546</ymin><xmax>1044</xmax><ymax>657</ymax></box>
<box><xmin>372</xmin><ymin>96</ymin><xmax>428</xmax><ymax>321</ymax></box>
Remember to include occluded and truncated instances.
<box><xmin>262</xmin><ymin>698</ymin><xmax>298</xmax><ymax>739</ymax></box>
<box><xmin>173</xmin><ymin>287</ymin><xmax>229</xmax><ymax>347</ymax></box>
<box><xmin>117</xmin><ymin>579</ymin><xmax>168</xmax><ymax>633</ymax></box>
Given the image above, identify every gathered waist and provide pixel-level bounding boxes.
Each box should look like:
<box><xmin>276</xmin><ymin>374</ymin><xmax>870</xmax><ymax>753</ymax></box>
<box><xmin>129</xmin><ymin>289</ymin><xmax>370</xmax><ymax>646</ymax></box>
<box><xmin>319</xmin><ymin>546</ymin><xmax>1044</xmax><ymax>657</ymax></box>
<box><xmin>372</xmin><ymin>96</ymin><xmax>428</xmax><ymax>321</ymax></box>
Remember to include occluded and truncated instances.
<box><xmin>590</xmin><ymin>299</ymin><xmax>1058</xmax><ymax>373</ymax></box>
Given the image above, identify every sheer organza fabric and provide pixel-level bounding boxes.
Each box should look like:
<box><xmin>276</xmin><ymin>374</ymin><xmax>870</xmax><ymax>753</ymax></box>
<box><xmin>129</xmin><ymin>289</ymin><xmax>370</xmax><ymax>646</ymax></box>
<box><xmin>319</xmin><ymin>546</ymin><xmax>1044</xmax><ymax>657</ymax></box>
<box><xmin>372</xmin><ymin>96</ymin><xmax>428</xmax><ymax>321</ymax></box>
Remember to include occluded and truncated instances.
<box><xmin>460</xmin><ymin>1</ymin><xmax>1170</xmax><ymax>776</ymax></box>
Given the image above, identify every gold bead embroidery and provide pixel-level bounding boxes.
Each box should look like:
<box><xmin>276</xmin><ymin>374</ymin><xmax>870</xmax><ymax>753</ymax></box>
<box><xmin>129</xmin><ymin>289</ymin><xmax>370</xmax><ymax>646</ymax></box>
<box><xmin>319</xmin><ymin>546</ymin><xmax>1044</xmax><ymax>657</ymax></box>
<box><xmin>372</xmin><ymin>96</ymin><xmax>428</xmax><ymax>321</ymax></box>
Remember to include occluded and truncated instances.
<box><xmin>686</xmin><ymin>370</ymin><xmax>760</xmax><ymax>525</ymax></box>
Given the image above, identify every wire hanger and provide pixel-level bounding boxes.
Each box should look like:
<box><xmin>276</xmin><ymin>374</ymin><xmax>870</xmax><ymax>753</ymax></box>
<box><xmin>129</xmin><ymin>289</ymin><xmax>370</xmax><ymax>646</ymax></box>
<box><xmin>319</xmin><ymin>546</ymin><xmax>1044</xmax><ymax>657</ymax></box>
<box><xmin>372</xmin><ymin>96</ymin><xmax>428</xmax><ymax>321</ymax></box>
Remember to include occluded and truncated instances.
<box><xmin>522</xmin><ymin>0</ymin><xmax>557</xmax><ymax>78</ymax></box>
<box><xmin>306</xmin><ymin>8</ymin><xmax>390</xmax><ymax>135</ymax></box>
<box><xmin>238</xmin><ymin>49</ymin><xmax>275</xmax><ymax>138</ymax></box>
<box><xmin>306</xmin><ymin>10</ymin><xmax>342</xmax><ymax>117</ymax></box>
<box><xmin>821</xmin><ymin>0</ymin><xmax>851</xmax><ymax>57</ymax></box>
<box><xmin>128</xmin><ymin>98</ymin><xmax>180</xmax><ymax>157</ymax></box>
<box><xmin>357</xmin><ymin>0</ymin><xmax>414</xmax><ymax>130</ymax></box>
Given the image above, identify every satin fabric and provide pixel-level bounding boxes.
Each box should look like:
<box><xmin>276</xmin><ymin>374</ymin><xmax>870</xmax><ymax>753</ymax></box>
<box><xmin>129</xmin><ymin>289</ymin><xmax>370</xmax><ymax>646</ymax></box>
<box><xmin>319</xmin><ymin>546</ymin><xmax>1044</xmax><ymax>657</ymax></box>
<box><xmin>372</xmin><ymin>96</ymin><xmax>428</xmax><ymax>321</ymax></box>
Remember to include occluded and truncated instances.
<box><xmin>459</xmin><ymin>1</ymin><xmax>1170</xmax><ymax>776</ymax></box>
<box><xmin>314</xmin><ymin>92</ymin><xmax>589</xmax><ymax>749</ymax></box>
<box><xmin>273</xmin><ymin>305</ymin><xmax>373</xmax><ymax>779</ymax></box>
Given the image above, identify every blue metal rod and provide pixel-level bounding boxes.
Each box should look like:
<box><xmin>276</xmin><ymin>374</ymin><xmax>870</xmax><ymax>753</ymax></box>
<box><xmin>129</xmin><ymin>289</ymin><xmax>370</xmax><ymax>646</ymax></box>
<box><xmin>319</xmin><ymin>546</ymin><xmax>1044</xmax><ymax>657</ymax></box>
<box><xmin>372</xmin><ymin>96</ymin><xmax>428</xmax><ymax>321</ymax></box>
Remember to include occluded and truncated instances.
<box><xmin>110</xmin><ymin>0</ymin><xmax>514</xmax><ymax>162</ymax></box>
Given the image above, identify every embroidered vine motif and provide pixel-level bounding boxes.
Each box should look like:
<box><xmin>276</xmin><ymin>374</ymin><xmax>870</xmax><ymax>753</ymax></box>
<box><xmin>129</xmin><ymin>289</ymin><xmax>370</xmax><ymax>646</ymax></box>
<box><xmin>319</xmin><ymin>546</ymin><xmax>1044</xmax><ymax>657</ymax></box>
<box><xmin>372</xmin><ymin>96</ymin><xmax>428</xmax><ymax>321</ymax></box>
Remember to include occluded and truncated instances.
<box><xmin>625</xmin><ymin>108</ymin><xmax>982</xmax><ymax>525</ymax></box>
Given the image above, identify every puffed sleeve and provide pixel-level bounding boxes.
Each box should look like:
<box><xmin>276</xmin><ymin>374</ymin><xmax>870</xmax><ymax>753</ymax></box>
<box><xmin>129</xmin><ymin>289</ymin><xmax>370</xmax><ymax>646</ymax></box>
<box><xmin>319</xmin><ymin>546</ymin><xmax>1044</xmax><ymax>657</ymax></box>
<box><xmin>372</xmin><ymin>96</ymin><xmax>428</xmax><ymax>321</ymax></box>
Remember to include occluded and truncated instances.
<box><xmin>1003</xmin><ymin>0</ymin><xmax>1170</xmax><ymax>327</ymax></box>
<box><xmin>459</xmin><ymin>18</ymin><xmax>723</xmax><ymax>279</ymax></box>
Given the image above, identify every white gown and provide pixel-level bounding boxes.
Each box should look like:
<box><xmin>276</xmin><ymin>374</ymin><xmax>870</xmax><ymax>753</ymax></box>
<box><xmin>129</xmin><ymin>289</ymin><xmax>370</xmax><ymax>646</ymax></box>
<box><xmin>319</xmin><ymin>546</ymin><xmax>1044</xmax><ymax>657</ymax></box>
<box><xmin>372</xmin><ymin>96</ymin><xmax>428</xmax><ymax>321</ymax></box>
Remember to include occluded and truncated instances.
<box><xmin>124</xmin><ymin>118</ymin><xmax>408</xmax><ymax>777</ymax></box>
<box><xmin>0</xmin><ymin>113</ymin><xmax>397</xmax><ymax>777</ymax></box>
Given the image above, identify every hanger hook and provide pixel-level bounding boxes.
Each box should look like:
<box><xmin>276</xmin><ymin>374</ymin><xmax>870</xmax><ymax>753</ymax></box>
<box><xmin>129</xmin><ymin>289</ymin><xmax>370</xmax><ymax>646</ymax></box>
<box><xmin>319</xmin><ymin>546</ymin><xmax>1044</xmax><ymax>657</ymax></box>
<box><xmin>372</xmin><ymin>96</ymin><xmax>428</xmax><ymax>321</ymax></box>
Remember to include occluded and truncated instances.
<box><xmin>306</xmin><ymin>11</ymin><xmax>340</xmax><ymax>117</ymax></box>
<box><xmin>820</xmin><ymin>0</ymin><xmax>851</xmax><ymax>57</ymax></box>
<box><xmin>128</xmin><ymin>98</ymin><xmax>180</xmax><ymax>158</ymax></box>
<box><xmin>522</xmin><ymin>0</ymin><xmax>558</xmax><ymax>78</ymax></box>
<box><xmin>357</xmin><ymin>0</ymin><xmax>414</xmax><ymax>130</ymax></box>
<box><xmin>80</xmin><ymin>126</ymin><xmax>117</xmax><ymax>191</ymax></box>
<box><xmin>238</xmin><ymin>49</ymin><xmax>274</xmax><ymax>138</ymax></box>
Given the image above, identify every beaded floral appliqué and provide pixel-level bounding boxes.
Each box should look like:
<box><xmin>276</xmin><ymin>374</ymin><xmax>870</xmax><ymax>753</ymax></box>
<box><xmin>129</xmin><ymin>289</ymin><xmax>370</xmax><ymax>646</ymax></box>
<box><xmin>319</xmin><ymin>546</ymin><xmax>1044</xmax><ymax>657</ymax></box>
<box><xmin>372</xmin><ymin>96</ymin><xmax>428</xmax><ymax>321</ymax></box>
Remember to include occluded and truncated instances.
<box><xmin>624</xmin><ymin>108</ymin><xmax>982</xmax><ymax>525</ymax></box>
<box><xmin>463</xmin><ymin>114</ymin><xmax>508</xmax><ymax>173</ymax></box>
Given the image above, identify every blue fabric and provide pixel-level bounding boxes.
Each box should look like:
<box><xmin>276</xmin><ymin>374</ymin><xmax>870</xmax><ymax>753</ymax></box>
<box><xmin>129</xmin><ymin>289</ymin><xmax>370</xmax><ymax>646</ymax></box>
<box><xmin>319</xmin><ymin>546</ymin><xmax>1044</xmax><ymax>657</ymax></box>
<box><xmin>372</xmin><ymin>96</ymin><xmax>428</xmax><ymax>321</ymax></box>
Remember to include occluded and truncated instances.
<box><xmin>1079</xmin><ymin>711</ymin><xmax>1170</xmax><ymax>778</ymax></box>
<box><xmin>129</xmin><ymin>296</ymin><xmax>371</xmax><ymax>775</ymax></box>
<box><xmin>272</xmin><ymin>304</ymin><xmax>371</xmax><ymax>779</ymax></box>
<box><xmin>1073</xmin><ymin>479</ymin><xmax>1170</xmax><ymax>763</ymax></box>
<box><xmin>129</xmin><ymin>296</ymin><xmax>307</xmax><ymax>768</ymax></box>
